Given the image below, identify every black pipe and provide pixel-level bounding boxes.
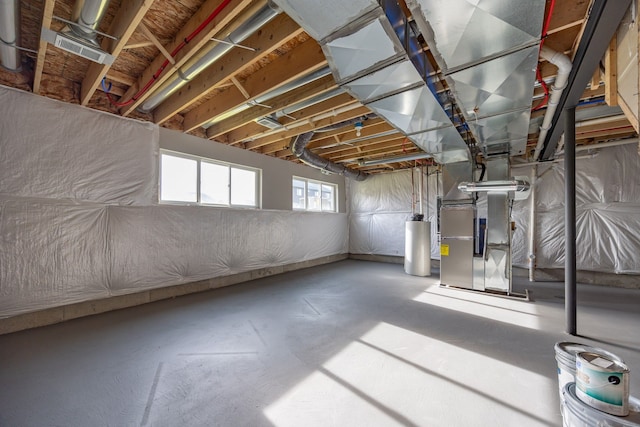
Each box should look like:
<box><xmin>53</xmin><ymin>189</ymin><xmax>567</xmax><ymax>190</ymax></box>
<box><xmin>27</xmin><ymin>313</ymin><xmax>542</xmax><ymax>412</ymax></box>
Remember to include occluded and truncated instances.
<box><xmin>564</xmin><ymin>106</ymin><xmax>577</xmax><ymax>335</ymax></box>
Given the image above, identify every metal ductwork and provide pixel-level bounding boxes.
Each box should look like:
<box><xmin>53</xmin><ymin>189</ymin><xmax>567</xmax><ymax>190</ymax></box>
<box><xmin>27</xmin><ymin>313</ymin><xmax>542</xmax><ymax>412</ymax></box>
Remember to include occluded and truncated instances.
<box><xmin>203</xmin><ymin>65</ymin><xmax>331</xmax><ymax>128</ymax></box>
<box><xmin>406</xmin><ymin>0</ymin><xmax>545</xmax><ymax>158</ymax></box>
<box><xmin>291</xmin><ymin>133</ymin><xmax>368</xmax><ymax>181</ymax></box>
<box><xmin>41</xmin><ymin>0</ymin><xmax>114</xmax><ymax>65</ymax></box>
<box><xmin>141</xmin><ymin>2</ymin><xmax>281</xmax><ymax>112</ymax></box>
<box><xmin>272</xmin><ymin>0</ymin><xmax>471</xmax><ymax>164</ymax></box>
<box><xmin>290</xmin><ymin>117</ymin><xmax>370</xmax><ymax>181</ymax></box>
<box><xmin>0</xmin><ymin>0</ymin><xmax>21</xmax><ymax>72</ymax></box>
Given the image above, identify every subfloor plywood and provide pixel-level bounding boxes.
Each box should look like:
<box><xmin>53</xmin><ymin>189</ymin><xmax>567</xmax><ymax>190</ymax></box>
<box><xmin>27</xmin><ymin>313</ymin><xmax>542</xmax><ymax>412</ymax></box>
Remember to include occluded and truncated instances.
<box><xmin>0</xmin><ymin>260</ymin><xmax>639</xmax><ymax>426</ymax></box>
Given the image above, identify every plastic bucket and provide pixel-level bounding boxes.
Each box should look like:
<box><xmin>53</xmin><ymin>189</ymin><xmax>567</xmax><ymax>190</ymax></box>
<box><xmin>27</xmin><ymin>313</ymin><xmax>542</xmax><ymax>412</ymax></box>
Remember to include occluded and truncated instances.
<box><xmin>554</xmin><ymin>342</ymin><xmax>625</xmax><ymax>403</ymax></box>
<box><xmin>576</xmin><ymin>352</ymin><xmax>630</xmax><ymax>416</ymax></box>
<box><xmin>562</xmin><ymin>383</ymin><xmax>640</xmax><ymax>427</ymax></box>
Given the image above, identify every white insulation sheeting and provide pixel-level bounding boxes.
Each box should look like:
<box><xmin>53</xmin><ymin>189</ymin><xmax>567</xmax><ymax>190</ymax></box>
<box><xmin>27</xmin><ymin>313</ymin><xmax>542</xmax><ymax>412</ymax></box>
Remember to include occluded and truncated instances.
<box><xmin>512</xmin><ymin>144</ymin><xmax>640</xmax><ymax>274</ymax></box>
<box><xmin>350</xmin><ymin>145</ymin><xmax>640</xmax><ymax>274</ymax></box>
<box><xmin>108</xmin><ymin>207</ymin><xmax>348</xmax><ymax>292</ymax></box>
<box><xmin>0</xmin><ymin>86</ymin><xmax>158</xmax><ymax>205</ymax></box>
<box><xmin>0</xmin><ymin>86</ymin><xmax>348</xmax><ymax>318</ymax></box>
<box><xmin>348</xmin><ymin>170</ymin><xmax>441</xmax><ymax>258</ymax></box>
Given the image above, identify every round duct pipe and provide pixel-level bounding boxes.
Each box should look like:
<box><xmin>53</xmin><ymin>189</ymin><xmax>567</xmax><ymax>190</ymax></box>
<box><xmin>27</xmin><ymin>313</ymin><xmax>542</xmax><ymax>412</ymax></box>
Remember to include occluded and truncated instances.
<box><xmin>0</xmin><ymin>0</ymin><xmax>21</xmax><ymax>72</ymax></box>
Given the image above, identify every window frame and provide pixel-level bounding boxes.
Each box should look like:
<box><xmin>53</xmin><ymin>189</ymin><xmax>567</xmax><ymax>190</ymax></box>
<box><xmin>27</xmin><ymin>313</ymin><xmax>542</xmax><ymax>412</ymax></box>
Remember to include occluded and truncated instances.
<box><xmin>292</xmin><ymin>176</ymin><xmax>338</xmax><ymax>213</ymax></box>
<box><xmin>159</xmin><ymin>150</ymin><xmax>262</xmax><ymax>209</ymax></box>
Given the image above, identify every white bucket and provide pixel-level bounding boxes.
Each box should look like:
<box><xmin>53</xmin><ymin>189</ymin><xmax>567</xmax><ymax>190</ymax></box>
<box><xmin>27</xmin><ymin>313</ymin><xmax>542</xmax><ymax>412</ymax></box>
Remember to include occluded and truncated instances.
<box><xmin>562</xmin><ymin>383</ymin><xmax>640</xmax><ymax>427</ymax></box>
<box><xmin>554</xmin><ymin>342</ymin><xmax>624</xmax><ymax>403</ymax></box>
<box><xmin>576</xmin><ymin>352</ymin><xmax>630</xmax><ymax>416</ymax></box>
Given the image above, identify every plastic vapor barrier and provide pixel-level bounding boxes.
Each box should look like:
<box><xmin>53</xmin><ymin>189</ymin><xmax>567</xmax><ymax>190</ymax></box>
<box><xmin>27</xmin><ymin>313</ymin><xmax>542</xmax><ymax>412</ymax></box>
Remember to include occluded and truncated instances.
<box><xmin>349</xmin><ymin>170</ymin><xmax>440</xmax><ymax>258</ymax></box>
<box><xmin>0</xmin><ymin>86</ymin><xmax>158</xmax><ymax>205</ymax></box>
<box><xmin>108</xmin><ymin>207</ymin><xmax>348</xmax><ymax>293</ymax></box>
<box><xmin>350</xmin><ymin>145</ymin><xmax>640</xmax><ymax>274</ymax></box>
<box><xmin>0</xmin><ymin>86</ymin><xmax>348</xmax><ymax>318</ymax></box>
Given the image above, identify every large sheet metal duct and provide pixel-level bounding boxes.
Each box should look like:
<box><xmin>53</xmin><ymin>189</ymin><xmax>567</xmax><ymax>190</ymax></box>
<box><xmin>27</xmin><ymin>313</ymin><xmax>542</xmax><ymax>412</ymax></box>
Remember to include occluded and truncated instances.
<box><xmin>141</xmin><ymin>2</ymin><xmax>281</xmax><ymax>112</ymax></box>
<box><xmin>0</xmin><ymin>0</ymin><xmax>21</xmax><ymax>72</ymax></box>
<box><xmin>406</xmin><ymin>0</ymin><xmax>545</xmax><ymax>157</ymax></box>
<box><xmin>68</xmin><ymin>0</ymin><xmax>111</xmax><ymax>46</ymax></box>
<box><xmin>271</xmin><ymin>0</ymin><xmax>471</xmax><ymax>164</ymax></box>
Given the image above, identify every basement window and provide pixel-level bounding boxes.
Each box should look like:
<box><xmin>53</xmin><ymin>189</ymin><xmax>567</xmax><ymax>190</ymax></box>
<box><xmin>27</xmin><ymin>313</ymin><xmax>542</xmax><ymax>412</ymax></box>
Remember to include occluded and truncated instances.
<box><xmin>160</xmin><ymin>151</ymin><xmax>261</xmax><ymax>208</ymax></box>
<box><xmin>292</xmin><ymin>177</ymin><xmax>337</xmax><ymax>212</ymax></box>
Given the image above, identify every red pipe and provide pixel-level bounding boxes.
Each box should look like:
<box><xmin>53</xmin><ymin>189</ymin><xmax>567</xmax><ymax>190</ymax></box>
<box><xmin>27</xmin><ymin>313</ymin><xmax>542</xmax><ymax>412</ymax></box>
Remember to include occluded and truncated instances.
<box><xmin>107</xmin><ymin>0</ymin><xmax>233</xmax><ymax>108</ymax></box>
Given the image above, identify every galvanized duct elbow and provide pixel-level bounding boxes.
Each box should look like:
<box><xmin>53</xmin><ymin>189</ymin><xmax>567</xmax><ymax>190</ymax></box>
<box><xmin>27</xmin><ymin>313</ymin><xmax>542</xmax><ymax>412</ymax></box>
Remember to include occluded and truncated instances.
<box><xmin>141</xmin><ymin>2</ymin><xmax>281</xmax><ymax>112</ymax></box>
<box><xmin>0</xmin><ymin>0</ymin><xmax>21</xmax><ymax>72</ymax></box>
<box><xmin>290</xmin><ymin>130</ymin><xmax>368</xmax><ymax>181</ymax></box>
<box><xmin>533</xmin><ymin>46</ymin><xmax>572</xmax><ymax>160</ymax></box>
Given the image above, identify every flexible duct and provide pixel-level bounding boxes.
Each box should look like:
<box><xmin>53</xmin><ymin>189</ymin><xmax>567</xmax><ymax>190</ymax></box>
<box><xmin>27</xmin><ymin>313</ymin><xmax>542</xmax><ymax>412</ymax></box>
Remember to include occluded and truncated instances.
<box><xmin>141</xmin><ymin>2</ymin><xmax>281</xmax><ymax>112</ymax></box>
<box><xmin>533</xmin><ymin>46</ymin><xmax>572</xmax><ymax>160</ymax></box>
<box><xmin>290</xmin><ymin>117</ymin><xmax>370</xmax><ymax>181</ymax></box>
<box><xmin>0</xmin><ymin>0</ymin><xmax>21</xmax><ymax>72</ymax></box>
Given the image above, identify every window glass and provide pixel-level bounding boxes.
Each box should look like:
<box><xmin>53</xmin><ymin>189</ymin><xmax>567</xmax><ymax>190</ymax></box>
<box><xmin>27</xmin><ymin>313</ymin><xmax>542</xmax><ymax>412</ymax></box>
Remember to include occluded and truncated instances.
<box><xmin>230</xmin><ymin>167</ymin><xmax>257</xmax><ymax>206</ymax></box>
<box><xmin>200</xmin><ymin>162</ymin><xmax>229</xmax><ymax>205</ymax></box>
<box><xmin>292</xmin><ymin>178</ymin><xmax>306</xmax><ymax>210</ymax></box>
<box><xmin>160</xmin><ymin>154</ymin><xmax>197</xmax><ymax>202</ymax></box>
<box><xmin>307</xmin><ymin>181</ymin><xmax>322</xmax><ymax>211</ymax></box>
<box><xmin>321</xmin><ymin>184</ymin><xmax>335</xmax><ymax>212</ymax></box>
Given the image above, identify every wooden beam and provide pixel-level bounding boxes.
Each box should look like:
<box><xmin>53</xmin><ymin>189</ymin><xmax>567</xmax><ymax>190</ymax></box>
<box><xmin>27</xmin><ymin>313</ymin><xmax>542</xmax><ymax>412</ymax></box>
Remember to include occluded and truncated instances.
<box><xmin>590</xmin><ymin>67</ymin><xmax>600</xmax><ymax>90</ymax></box>
<box><xmin>245</xmin><ymin>105</ymin><xmax>370</xmax><ymax>150</ymax></box>
<box><xmin>33</xmin><ymin>0</ymin><xmax>56</xmax><ymax>94</ymax></box>
<box><xmin>80</xmin><ymin>0</ymin><xmax>154</xmax><ymax>105</ymax></box>
<box><xmin>106</xmin><ymin>69</ymin><xmax>137</xmax><ymax>86</ymax></box>
<box><xmin>118</xmin><ymin>0</ymin><xmax>258</xmax><ymax>116</ymax></box>
<box><xmin>604</xmin><ymin>34</ymin><xmax>618</xmax><ymax>106</ymax></box>
<box><xmin>206</xmin><ymin>75</ymin><xmax>339</xmax><ymax>138</ymax></box>
<box><xmin>617</xmin><ymin>94</ymin><xmax>639</xmax><ymax>133</ymax></box>
<box><xmin>184</xmin><ymin>38</ymin><xmax>327</xmax><ymax>131</ymax></box>
<box><xmin>230</xmin><ymin>76</ymin><xmax>250</xmax><ymax>99</ymax></box>
<box><xmin>138</xmin><ymin>22</ymin><xmax>175</xmax><ymax>65</ymax></box>
<box><xmin>153</xmin><ymin>14</ymin><xmax>303</xmax><ymax>124</ymax></box>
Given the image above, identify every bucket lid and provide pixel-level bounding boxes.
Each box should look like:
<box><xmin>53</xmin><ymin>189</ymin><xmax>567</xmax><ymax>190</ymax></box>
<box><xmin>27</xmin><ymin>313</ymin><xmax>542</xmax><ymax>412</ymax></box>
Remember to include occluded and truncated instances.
<box><xmin>577</xmin><ymin>351</ymin><xmax>630</xmax><ymax>373</ymax></box>
<box><xmin>563</xmin><ymin>383</ymin><xmax>640</xmax><ymax>426</ymax></box>
<box><xmin>555</xmin><ymin>342</ymin><xmax>625</xmax><ymax>364</ymax></box>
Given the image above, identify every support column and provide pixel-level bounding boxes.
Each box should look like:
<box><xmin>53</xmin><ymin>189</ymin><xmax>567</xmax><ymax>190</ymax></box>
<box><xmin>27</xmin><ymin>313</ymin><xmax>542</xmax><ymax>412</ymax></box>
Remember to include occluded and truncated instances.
<box><xmin>564</xmin><ymin>106</ymin><xmax>577</xmax><ymax>335</ymax></box>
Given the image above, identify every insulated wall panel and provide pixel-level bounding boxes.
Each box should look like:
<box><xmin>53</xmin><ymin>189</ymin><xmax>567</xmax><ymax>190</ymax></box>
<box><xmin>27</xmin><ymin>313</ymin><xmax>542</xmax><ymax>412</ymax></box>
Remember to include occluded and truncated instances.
<box><xmin>0</xmin><ymin>86</ymin><xmax>158</xmax><ymax>205</ymax></box>
<box><xmin>0</xmin><ymin>196</ymin><xmax>110</xmax><ymax>317</ymax></box>
<box><xmin>108</xmin><ymin>206</ymin><xmax>348</xmax><ymax>292</ymax></box>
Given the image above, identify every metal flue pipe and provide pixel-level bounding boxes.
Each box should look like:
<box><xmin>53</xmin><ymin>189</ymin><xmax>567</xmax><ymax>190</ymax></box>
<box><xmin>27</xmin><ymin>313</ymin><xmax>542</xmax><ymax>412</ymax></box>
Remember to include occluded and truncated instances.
<box><xmin>0</xmin><ymin>0</ymin><xmax>21</xmax><ymax>72</ymax></box>
<box><xmin>533</xmin><ymin>46</ymin><xmax>572</xmax><ymax>160</ymax></box>
<box><xmin>141</xmin><ymin>2</ymin><xmax>281</xmax><ymax>112</ymax></box>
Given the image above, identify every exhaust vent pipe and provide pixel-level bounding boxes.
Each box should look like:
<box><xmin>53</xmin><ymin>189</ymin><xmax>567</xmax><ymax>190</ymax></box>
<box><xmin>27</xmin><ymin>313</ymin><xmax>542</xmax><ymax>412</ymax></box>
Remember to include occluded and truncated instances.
<box><xmin>0</xmin><ymin>0</ymin><xmax>21</xmax><ymax>72</ymax></box>
<box><xmin>41</xmin><ymin>0</ymin><xmax>114</xmax><ymax>65</ymax></box>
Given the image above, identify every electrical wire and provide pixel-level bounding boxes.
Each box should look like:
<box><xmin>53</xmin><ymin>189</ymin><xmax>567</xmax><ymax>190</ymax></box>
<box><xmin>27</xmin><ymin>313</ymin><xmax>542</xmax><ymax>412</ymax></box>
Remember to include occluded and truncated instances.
<box><xmin>533</xmin><ymin>0</ymin><xmax>557</xmax><ymax>112</ymax></box>
<box><xmin>105</xmin><ymin>0</ymin><xmax>233</xmax><ymax>108</ymax></box>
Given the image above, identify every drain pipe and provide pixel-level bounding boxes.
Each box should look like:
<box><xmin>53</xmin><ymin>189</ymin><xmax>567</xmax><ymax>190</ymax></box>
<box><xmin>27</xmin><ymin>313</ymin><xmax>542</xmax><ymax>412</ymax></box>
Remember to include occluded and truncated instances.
<box><xmin>0</xmin><ymin>0</ymin><xmax>21</xmax><ymax>72</ymax></box>
<box><xmin>533</xmin><ymin>46</ymin><xmax>572</xmax><ymax>161</ymax></box>
<box><xmin>290</xmin><ymin>117</ymin><xmax>370</xmax><ymax>181</ymax></box>
<box><xmin>141</xmin><ymin>2</ymin><xmax>281</xmax><ymax>112</ymax></box>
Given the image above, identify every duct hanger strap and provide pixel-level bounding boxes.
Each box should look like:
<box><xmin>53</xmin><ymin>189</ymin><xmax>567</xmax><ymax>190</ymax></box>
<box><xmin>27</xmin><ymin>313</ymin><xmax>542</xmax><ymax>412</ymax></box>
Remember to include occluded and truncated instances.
<box><xmin>52</xmin><ymin>15</ymin><xmax>119</xmax><ymax>41</ymax></box>
<box><xmin>0</xmin><ymin>39</ymin><xmax>38</xmax><ymax>54</ymax></box>
<box><xmin>210</xmin><ymin>37</ymin><xmax>257</xmax><ymax>52</ymax></box>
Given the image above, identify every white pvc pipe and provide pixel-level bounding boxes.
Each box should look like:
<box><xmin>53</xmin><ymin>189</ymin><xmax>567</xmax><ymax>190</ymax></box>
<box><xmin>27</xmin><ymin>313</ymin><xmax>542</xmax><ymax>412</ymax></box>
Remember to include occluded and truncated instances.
<box><xmin>533</xmin><ymin>46</ymin><xmax>573</xmax><ymax>160</ymax></box>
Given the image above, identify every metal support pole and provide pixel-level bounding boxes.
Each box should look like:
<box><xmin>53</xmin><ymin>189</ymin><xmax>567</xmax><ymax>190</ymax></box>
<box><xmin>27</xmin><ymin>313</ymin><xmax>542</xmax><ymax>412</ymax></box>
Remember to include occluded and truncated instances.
<box><xmin>564</xmin><ymin>106</ymin><xmax>577</xmax><ymax>335</ymax></box>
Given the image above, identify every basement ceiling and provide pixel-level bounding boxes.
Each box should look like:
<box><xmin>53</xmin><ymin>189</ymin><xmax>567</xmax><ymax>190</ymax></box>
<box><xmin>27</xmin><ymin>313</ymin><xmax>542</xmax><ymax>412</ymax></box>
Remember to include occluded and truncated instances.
<box><xmin>1</xmin><ymin>0</ymin><xmax>637</xmax><ymax>174</ymax></box>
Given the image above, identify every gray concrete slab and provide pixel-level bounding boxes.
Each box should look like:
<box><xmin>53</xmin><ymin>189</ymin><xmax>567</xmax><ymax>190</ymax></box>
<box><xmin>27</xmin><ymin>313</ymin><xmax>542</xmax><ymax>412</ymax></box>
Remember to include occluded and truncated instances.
<box><xmin>0</xmin><ymin>260</ymin><xmax>638</xmax><ymax>426</ymax></box>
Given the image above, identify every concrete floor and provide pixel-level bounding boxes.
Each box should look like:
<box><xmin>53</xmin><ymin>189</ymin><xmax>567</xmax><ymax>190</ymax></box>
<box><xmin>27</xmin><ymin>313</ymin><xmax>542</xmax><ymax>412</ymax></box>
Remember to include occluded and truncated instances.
<box><xmin>1</xmin><ymin>260</ymin><xmax>639</xmax><ymax>427</ymax></box>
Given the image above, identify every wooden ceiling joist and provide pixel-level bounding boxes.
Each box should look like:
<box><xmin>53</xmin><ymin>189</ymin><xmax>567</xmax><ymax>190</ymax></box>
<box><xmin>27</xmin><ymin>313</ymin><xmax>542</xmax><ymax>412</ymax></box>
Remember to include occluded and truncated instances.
<box><xmin>153</xmin><ymin>13</ymin><xmax>303</xmax><ymax>124</ymax></box>
<box><xmin>32</xmin><ymin>0</ymin><xmax>56</xmax><ymax>95</ymax></box>
<box><xmin>117</xmin><ymin>0</ymin><xmax>259</xmax><ymax>116</ymax></box>
<box><xmin>182</xmin><ymin>37</ymin><xmax>327</xmax><ymax>132</ymax></box>
<box><xmin>81</xmin><ymin>0</ymin><xmax>155</xmax><ymax>106</ymax></box>
<box><xmin>206</xmin><ymin>75</ymin><xmax>340</xmax><ymax>138</ymax></box>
